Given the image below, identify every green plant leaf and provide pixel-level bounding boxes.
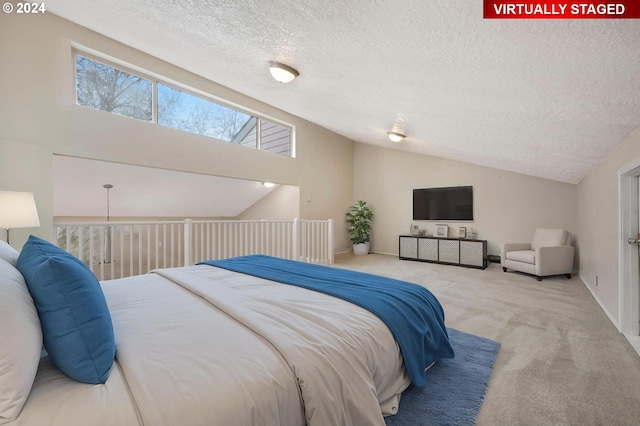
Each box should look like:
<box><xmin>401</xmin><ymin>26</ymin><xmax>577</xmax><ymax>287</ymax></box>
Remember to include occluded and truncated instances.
<box><xmin>345</xmin><ymin>200</ymin><xmax>373</xmax><ymax>244</ymax></box>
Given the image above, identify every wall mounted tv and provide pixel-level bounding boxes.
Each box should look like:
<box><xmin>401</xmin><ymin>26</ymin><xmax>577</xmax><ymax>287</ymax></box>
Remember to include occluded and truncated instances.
<box><xmin>413</xmin><ymin>186</ymin><xmax>473</xmax><ymax>221</ymax></box>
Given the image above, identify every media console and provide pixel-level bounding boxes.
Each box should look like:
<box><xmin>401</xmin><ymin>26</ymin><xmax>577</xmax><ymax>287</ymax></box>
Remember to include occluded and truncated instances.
<box><xmin>399</xmin><ymin>235</ymin><xmax>488</xmax><ymax>269</ymax></box>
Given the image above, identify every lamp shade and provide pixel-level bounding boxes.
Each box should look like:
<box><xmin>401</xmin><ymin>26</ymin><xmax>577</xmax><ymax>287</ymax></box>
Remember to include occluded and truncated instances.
<box><xmin>0</xmin><ymin>191</ymin><xmax>40</xmax><ymax>229</ymax></box>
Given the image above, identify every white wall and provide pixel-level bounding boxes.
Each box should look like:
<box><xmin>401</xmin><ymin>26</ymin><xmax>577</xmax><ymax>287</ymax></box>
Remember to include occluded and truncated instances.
<box><xmin>353</xmin><ymin>143</ymin><xmax>578</xmax><ymax>258</ymax></box>
<box><xmin>0</xmin><ymin>12</ymin><xmax>354</xmax><ymax>251</ymax></box>
<box><xmin>577</xmin><ymin>127</ymin><xmax>640</xmax><ymax>324</ymax></box>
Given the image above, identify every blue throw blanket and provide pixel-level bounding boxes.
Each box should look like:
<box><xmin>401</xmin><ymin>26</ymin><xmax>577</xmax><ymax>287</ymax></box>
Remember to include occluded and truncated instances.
<box><xmin>198</xmin><ymin>255</ymin><xmax>454</xmax><ymax>387</ymax></box>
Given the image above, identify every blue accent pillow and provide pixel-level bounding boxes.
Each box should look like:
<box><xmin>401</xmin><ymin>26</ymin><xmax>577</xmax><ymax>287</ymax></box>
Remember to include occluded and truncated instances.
<box><xmin>16</xmin><ymin>235</ymin><xmax>115</xmax><ymax>384</ymax></box>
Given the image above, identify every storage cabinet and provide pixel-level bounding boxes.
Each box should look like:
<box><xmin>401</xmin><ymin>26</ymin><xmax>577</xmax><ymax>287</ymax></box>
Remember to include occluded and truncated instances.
<box><xmin>399</xmin><ymin>236</ymin><xmax>418</xmax><ymax>259</ymax></box>
<box><xmin>418</xmin><ymin>238</ymin><xmax>438</xmax><ymax>261</ymax></box>
<box><xmin>399</xmin><ymin>235</ymin><xmax>488</xmax><ymax>269</ymax></box>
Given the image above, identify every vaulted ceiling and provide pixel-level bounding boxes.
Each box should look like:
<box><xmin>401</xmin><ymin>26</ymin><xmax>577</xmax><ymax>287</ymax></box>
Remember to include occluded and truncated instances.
<box><xmin>48</xmin><ymin>0</ymin><xmax>640</xmax><ymax>184</ymax></box>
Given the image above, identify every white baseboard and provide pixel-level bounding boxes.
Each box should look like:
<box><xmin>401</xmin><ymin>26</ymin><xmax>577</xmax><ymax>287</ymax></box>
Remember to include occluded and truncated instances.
<box><xmin>371</xmin><ymin>251</ymin><xmax>397</xmax><ymax>257</ymax></box>
<box><xmin>578</xmin><ymin>274</ymin><xmax>620</xmax><ymax>330</ymax></box>
<box><xmin>336</xmin><ymin>250</ymin><xmax>398</xmax><ymax>257</ymax></box>
<box><xmin>623</xmin><ymin>333</ymin><xmax>640</xmax><ymax>357</ymax></box>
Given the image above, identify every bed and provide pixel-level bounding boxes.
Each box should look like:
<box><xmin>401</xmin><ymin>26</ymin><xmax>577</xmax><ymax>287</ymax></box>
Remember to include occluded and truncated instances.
<box><xmin>0</xmin><ymin>237</ymin><xmax>454</xmax><ymax>426</ymax></box>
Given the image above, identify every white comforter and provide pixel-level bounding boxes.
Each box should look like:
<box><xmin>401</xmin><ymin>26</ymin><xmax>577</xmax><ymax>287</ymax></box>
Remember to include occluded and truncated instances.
<box><xmin>12</xmin><ymin>265</ymin><xmax>410</xmax><ymax>426</ymax></box>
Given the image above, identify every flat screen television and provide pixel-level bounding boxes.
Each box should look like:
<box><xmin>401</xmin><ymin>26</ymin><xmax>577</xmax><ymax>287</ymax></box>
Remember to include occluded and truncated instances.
<box><xmin>413</xmin><ymin>186</ymin><xmax>473</xmax><ymax>221</ymax></box>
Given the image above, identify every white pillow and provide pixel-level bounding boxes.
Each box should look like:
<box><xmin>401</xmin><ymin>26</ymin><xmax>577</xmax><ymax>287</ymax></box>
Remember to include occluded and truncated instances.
<box><xmin>0</xmin><ymin>240</ymin><xmax>19</xmax><ymax>267</ymax></box>
<box><xmin>0</xmin><ymin>258</ymin><xmax>43</xmax><ymax>423</ymax></box>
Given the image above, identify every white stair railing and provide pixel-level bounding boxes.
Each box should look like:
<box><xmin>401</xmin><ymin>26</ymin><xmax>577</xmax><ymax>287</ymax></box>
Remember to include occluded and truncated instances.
<box><xmin>54</xmin><ymin>218</ymin><xmax>334</xmax><ymax>280</ymax></box>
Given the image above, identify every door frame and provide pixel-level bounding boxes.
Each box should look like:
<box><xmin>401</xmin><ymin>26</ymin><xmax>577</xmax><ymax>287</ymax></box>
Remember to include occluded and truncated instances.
<box><xmin>618</xmin><ymin>157</ymin><xmax>640</xmax><ymax>335</ymax></box>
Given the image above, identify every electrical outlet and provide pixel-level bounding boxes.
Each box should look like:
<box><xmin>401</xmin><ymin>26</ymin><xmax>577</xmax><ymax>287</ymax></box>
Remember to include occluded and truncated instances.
<box><xmin>596</xmin><ymin>275</ymin><xmax>598</xmax><ymax>286</ymax></box>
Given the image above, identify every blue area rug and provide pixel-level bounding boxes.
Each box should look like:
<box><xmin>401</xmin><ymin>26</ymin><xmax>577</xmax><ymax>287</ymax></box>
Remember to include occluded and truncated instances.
<box><xmin>385</xmin><ymin>328</ymin><xmax>500</xmax><ymax>426</ymax></box>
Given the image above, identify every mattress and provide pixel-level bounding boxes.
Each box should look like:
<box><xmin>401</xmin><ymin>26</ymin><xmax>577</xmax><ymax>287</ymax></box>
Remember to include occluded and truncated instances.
<box><xmin>10</xmin><ymin>264</ymin><xmax>413</xmax><ymax>426</ymax></box>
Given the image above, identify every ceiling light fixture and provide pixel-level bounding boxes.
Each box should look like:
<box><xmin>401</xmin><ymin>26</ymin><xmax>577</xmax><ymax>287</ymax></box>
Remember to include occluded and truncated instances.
<box><xmin>102</xmin><ymin>184</ymin><xmax>114</xmax><ymax>264</ymax></box>
<box><xmin>268</xmin><ymin>61</ymin><xmax>299</xmax><ymax>83</ymax></box>
<box><xmin>387</xmin><ymin>114</ymin><xmax>408</xmax><ymax>142</ymax></box>
<box><xmin>262</xmin><ymin>182</ymin><xmax>276</xmax><ymax>188</ymax></box>
<box><xmin>387</xmin><ymin>131</ymin><xmax>406</xmax><ymax>142</ymax></box>
<box><xmin>103</xmin><ymin>184</ymin><xmax>113</xmax><ymax>222</ymax></box>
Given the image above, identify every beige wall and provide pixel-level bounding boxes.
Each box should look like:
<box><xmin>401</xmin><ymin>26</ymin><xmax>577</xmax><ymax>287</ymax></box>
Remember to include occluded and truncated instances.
<box><xmin>0</xmin><ymin>12</ymin><xmax>354</xmax><ymax>251</ymax></box>
<box><xmin>0</xmin><ymin>141</ymin><xmax>53</xmax><ymax>246</ymax></box>
<box><xmin>353</xmin><ymin>143</ymin><xmax>578</xmax><ymax>258</ymax></box>
<box><xmin>577</xmin><ymin>127</ymin><xmax>640</xmax><ymax>324</ymax></box>
<box><xmin>237</xmin><ymin>185</ymin><xmax>300</xmax><ymax>220</ymax></box>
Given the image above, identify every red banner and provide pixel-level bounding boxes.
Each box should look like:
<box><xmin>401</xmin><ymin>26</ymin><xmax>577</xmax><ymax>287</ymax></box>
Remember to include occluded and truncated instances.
<box><xmin>484</xmin><ymin>1</ymin><xmax>640</xmax><ymax>19</ymax></box>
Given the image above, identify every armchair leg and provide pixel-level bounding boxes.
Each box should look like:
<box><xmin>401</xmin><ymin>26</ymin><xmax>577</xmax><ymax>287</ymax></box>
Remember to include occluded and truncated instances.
<box><xmin>536</xmin><ymin>276</ymin><xmax>542</xmax><ymax>281</ymax></box>
<box><xmin>565</xmin><ymin>274</ymin><xmax>571</xmax><ymax>279</ymax></box>
<box><xmin>502</xmin><ymin>267</ymin><xmax>507</xmax><ymax>272</ymax></box>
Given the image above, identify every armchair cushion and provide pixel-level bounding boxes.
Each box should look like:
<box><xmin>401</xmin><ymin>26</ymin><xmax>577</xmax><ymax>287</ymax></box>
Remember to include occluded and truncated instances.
<box><xmin>501</xmin><ymin>243</ymin><xmax>530</xmax><ymax>266</ymax></box>
<box><xmin>505</xmin><ymin>250</ymin><xmax>535</xmax><ymax>265</ymax></box>
<box><xmin>531</xmin><ymin>229</ymin><xmax>569</xmax><ymax>250</ymax></box>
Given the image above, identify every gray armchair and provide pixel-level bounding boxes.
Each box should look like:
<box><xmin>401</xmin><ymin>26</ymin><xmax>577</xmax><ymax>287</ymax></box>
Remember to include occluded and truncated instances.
<box><xmin>501</xmin><ymin>228</ymin><xmax>574</xmax><ymax>281</ymax></box>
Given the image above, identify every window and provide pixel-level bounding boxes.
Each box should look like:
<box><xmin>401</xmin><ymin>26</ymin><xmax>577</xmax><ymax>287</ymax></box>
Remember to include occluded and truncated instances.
<box><xmin>158</xmin><ymin>84</ymin><xmax>255</xmax><ymax>144</ymax></box>
<box><xmin>76</xmin><ymin>56</ymin><xmax>152</xmax><ymax>121</ymax></box>
<box><xmin>75</xmin><ymin>53</ymin><xmax>293</xmax><ymax>156</ymax></box>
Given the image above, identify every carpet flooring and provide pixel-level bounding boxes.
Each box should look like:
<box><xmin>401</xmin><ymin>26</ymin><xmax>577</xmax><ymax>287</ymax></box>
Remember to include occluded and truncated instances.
<box><xmin>385</xmin><ymin>328</ymin><xmax>500</xmax><ymax>426</ymax></box>
<box><xmin>333</xmin><ymin>253</ymin><xmax>640</xmax><ymax>426</ymax></box>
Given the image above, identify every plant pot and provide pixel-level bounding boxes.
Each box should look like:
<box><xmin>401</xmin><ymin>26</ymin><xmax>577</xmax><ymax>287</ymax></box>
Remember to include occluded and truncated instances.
<box><xmin>352</xmin><ymin>242</ymin><xmax>370</xmax><ymax>256</ymax></box>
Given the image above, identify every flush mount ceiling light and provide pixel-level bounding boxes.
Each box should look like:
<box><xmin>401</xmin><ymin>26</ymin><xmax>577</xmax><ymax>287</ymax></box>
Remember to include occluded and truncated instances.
<box><xmin>268</xmin><ymin>61</ymin><xmax>299</xmax><ymax>83</ymax></box>
<box><xmin>387</xmin><ymin>131</ymin><xmax>406</xmax><ymax>142</ymax></box>
<box><xmin>387</xmin><ymin>114</ymin><xmax>408</xmax><ymax>142</ymax></box>
<box><xmin>262</xmin><ymin>182</ymin><xmax>276</xmax><ymax>188</ymax></box>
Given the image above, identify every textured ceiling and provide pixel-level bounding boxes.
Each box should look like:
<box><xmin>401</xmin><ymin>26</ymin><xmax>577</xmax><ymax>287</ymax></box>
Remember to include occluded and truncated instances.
<box><xmin>47</xmin><ymin>0</ymin><xmax>640</xmax><ymax>184</ymax></box>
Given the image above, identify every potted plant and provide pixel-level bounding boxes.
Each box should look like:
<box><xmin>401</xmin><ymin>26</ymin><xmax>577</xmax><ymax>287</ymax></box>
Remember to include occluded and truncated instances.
<box><xmin>345</xmin><ymin>200</ymin><xmax>373</xmax><ymax>255</ymax></box>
